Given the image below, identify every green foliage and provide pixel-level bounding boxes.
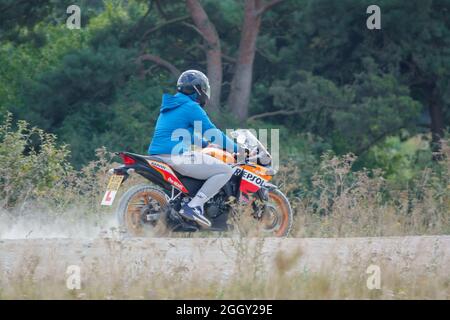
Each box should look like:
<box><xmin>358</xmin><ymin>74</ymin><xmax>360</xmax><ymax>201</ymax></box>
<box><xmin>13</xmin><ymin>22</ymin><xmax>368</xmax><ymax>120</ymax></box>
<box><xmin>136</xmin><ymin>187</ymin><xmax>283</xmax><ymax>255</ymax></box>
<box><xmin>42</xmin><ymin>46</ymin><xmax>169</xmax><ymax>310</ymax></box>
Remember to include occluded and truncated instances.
<box><xmin>0</xmin><ymin>114</ymin><xmax>118</xmax><ymax>215</ymax></box>
<box><xmin>0</xmin><ymin>7</ymin><xmax>92</xmax><ymax>117</ymax></box>
<box><xmin>267</xmin><ymin>69</ymin><xmax>421</xmax><ymax>157</ymax></box>
<box><xmin>0</xmin><ymin>0</ymin><xmax>448</xmax><ymax>190</ymax></box>
<box><xmin>1</xmin><ymin>2</ymin><xmax>177</xmax><ymax>165</ymax></box>
<box><xmin>0</xmin><ymin>0</ymin><xmax>53</xmax><ymax>42</ymax></box>
<box><xmin>57</xmin><ymin>77</ymin><xmax>163</xmax><ymax>165</ymax></box>
<box><xmin>332</xmin><ymin>68</ymin><xmax>422</xmax><ymax>154</ymax></box>
<box><xmin>0</xmin><ymin>113</ymin><xmax>72</xmax><ymax>208</ymax></box>
<box><xmin>288</xmin><ymin>150</ymin><xmax>450</xmax><ymax>237</ymax></box>
<box><xmin>361</xmin><ymin>135</ymin><xmax>431</xmax><ymax>185</ymax></box>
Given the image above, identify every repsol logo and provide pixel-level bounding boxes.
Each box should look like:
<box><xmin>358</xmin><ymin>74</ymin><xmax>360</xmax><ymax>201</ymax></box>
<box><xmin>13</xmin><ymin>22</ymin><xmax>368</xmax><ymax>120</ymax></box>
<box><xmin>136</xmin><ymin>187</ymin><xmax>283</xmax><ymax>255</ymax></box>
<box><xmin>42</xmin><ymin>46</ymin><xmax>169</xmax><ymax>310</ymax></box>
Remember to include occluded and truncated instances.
<box><xmin>149</xmin><ymin>161</ymin><xmax>169</xmax><ymax>171</ymax></box>
<box><xmin>167</xmin><ymin>176</ymin><xmax>183</xmax><ymax>190</ymax></box>
<box><xmin>235</xmin><ymin>168</ymin><xmax>265</xmax><ymax>187</ymax></box>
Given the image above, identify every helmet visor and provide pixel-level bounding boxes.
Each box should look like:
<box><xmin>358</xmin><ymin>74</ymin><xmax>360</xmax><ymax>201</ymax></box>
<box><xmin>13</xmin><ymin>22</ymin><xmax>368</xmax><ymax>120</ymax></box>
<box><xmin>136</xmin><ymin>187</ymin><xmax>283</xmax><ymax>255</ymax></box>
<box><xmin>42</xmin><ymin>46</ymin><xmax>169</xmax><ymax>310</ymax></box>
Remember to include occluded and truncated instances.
<box><xmin>204</xmin><ymin>81</ymin><xmax>211</xmax><ymax>99</ymax></box>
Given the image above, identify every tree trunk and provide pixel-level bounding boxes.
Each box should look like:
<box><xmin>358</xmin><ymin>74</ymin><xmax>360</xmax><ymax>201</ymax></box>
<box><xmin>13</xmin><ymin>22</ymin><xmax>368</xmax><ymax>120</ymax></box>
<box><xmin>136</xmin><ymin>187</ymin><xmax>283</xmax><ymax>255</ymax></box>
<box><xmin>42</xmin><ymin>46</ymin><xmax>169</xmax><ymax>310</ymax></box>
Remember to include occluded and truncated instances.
<box><xmin>429</xmin><ymin>87</ymin><xmax>445</xmax><ymax>160</ymax></box>
<box><xmin>186</xmin><ymin>0</ymin><xmax>222</xmax><ymax>115</ymax></box>
<box><xmin>227</xmin><ymin>0</ymin><xmax>262</xmax><ymax>123</ymax></box>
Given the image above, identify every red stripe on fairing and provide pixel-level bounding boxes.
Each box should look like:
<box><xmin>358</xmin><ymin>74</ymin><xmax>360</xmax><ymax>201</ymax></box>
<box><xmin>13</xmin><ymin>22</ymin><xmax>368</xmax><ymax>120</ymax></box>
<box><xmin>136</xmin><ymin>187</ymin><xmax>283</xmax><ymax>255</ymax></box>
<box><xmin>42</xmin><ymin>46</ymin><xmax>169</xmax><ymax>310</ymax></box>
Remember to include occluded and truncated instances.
<box><xmin>238</xmin><ymin>167</ymin><xmax>267</xmax><ymax>196</ymax></box>
<box><xmin>239</xmin><ymin>170</ymin><xmax>266</xmax><ymax>194</ymax></box>
<box><xmin>148</xmin><ymin>161</ymin><xmax>189</xmax><ymax>193</ymax></box>
<box><xmin>240</xmin><ymin>179</ymin><xmax>261</xmax><ymax>194</ymax></box>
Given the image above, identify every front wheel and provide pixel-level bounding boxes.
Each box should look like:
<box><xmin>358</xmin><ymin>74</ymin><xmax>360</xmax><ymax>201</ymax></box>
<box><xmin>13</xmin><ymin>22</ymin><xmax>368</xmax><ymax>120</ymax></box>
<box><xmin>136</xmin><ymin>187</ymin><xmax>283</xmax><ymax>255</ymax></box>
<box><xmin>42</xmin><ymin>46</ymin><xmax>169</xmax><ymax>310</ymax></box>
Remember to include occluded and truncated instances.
<box><xmin>232</xmin><ymin>189</ymin><xmax>294</xmax><ymax>237</ymax></box>
<box><xmin>116</xmin><ymin>184</ymin><xmax>170</xmax><ymax>237</ymax></box>
<box><xmin>260</xmin><ymin>189</ymin><xmax>293</xmax><ymax>237</ymax></box>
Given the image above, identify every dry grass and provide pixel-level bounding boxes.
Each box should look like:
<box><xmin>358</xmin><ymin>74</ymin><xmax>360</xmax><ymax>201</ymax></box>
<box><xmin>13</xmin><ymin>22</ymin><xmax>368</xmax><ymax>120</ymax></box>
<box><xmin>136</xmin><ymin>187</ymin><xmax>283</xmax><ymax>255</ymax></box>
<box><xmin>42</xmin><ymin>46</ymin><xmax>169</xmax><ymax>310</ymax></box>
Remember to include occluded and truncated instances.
<box><xmin>0</xmin><ymin>237</ymin><xmax>448</xmax><ymax>299</ymax></box>
<box><xmin>274</xmin><ymin>147</ymin><xmax>450</xmax><ymax>238</ymax></box>
<box><xmin>1</xmin><ymin>115</ymin><xmax>449</xmax><ymax>300</ymax></box>
<box><xmin>1</xmin><ymin>114</ymin><xmax>449</xmax><ymax>239</ymax></box>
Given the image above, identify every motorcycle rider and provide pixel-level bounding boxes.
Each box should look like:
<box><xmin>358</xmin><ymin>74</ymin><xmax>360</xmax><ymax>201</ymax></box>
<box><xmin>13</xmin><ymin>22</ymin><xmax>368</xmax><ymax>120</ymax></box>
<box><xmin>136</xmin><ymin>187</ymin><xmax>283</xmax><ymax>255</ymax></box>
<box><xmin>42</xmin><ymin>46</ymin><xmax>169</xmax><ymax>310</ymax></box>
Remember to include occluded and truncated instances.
<box><xmin>148</xmin><ymin>70</ymin><xmax>238</xmax><ymax>228</ymax></box>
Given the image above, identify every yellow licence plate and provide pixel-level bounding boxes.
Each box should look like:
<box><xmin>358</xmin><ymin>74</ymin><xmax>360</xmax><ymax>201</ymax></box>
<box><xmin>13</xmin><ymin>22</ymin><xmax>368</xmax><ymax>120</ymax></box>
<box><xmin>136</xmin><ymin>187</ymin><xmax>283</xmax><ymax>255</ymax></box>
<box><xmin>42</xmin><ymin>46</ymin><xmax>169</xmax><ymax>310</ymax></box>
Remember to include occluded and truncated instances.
<box><xmin>101</xmin><ymin>175</ymin><xmax>124</xmax><ymax>206</ymax></box>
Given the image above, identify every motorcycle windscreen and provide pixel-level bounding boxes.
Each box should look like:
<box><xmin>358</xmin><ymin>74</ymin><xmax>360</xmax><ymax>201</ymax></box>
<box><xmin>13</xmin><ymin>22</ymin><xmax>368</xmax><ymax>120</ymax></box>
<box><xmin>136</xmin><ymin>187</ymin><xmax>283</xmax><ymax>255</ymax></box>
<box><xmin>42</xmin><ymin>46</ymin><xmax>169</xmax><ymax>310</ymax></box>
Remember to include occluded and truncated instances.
<box><xmin>230</xmin><ymin>129</ymin><xmax>272</xmax><ymax>165</ymax></box>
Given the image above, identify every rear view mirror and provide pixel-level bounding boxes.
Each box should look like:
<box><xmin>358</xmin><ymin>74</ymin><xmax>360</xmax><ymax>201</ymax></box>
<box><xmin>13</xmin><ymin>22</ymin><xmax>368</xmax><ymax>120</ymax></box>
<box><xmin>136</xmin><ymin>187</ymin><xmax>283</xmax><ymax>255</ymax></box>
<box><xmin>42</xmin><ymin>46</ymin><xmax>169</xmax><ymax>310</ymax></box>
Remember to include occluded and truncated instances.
<box><xmin>236</xmin><ymin>134</ymin><xmax>247</xmax><ymax>145</ymax></box>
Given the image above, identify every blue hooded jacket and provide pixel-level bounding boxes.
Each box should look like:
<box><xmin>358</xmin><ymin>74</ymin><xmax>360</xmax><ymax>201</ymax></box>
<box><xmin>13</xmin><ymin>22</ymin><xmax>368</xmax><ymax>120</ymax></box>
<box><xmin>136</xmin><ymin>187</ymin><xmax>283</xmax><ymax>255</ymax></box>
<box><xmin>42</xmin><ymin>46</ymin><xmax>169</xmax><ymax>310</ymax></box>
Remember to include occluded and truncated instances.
<box><xmin>148</xmin><ymin>92</ymin><xmax>238</xmax><ymax>155</ymax></box>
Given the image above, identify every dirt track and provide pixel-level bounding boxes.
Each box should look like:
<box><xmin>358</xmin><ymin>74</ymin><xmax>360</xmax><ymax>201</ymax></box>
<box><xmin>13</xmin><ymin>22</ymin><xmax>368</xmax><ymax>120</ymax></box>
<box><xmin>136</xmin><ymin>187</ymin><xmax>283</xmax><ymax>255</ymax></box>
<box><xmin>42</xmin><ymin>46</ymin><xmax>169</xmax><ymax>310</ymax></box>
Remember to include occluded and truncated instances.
<box><xmin>1</xmin><ymin>236</ymin><xmax>449</xmax><ymax>282</ymax></box>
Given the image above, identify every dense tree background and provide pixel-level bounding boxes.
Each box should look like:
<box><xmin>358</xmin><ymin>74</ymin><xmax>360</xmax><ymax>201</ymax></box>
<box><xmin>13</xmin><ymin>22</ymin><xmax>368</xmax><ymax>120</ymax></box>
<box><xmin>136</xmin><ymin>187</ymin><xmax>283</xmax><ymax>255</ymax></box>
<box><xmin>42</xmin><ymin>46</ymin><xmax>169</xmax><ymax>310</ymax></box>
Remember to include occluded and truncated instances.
<box><xmin>0</xmin><ymin>0</ymin><xmax>449</xmax><ymax>186</ymax></box>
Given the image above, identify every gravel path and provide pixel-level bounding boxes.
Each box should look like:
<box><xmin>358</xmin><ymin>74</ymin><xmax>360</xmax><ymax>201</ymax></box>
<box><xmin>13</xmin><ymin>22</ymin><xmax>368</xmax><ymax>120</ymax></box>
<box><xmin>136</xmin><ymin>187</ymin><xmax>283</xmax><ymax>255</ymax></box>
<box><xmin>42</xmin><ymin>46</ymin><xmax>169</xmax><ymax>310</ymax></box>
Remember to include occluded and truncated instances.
<box><xmin>1</xmin><ymin>236</ymin><xmax>448</xmax><ymax>282</ymax></box>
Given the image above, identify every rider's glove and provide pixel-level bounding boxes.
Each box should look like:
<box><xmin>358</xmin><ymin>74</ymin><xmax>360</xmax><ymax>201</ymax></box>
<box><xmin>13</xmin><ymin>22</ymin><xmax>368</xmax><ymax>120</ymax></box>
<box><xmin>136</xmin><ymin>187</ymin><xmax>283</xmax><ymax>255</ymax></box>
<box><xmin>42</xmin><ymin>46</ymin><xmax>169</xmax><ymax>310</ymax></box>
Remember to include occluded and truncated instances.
<box><xmin>234</xmin><ymin>146</ymin><xmax>250</xmax><ymax>162</ymax></box>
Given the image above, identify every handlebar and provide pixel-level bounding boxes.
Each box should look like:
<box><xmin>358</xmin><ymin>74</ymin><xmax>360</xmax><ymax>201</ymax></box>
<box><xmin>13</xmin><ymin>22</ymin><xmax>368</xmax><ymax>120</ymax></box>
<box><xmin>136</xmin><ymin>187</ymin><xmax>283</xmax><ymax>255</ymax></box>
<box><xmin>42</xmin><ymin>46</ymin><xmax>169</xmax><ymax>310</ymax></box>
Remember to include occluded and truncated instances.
<box><xmin>232</xmin><ymin>152</ymin><xmax>263</xmax><ymax>168</ymax></box>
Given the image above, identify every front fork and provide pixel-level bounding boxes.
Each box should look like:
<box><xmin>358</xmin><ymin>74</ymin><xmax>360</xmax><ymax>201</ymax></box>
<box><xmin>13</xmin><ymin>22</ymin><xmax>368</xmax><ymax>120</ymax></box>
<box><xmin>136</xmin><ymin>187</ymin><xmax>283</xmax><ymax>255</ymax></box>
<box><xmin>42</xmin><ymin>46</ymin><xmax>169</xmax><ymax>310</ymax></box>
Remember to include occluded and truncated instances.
<box><xmin>250</xmin><ymin>184</ymin><xmax>276</xmax><ymax>219</ymax></box>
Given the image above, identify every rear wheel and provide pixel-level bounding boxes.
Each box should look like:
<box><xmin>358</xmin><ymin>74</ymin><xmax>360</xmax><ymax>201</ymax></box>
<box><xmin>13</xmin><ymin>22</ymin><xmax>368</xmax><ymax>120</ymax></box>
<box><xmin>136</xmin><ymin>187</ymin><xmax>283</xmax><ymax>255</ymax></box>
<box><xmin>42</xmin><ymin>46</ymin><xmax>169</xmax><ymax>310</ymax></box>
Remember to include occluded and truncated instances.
<box><xmin>116</xmin><ymin>184</ymin><xmax>170</xmax><ymax>237</ymax></box>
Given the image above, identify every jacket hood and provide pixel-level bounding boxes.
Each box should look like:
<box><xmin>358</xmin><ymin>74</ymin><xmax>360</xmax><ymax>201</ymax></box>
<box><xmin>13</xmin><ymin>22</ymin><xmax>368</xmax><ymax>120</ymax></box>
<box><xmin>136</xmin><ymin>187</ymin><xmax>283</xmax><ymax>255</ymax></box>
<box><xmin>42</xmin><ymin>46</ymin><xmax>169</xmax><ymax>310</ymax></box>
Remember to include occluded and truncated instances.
<box><xmin>160</xmin><ymin>92</ymin><xmax>198</xmax><ymax>112</ymax></box>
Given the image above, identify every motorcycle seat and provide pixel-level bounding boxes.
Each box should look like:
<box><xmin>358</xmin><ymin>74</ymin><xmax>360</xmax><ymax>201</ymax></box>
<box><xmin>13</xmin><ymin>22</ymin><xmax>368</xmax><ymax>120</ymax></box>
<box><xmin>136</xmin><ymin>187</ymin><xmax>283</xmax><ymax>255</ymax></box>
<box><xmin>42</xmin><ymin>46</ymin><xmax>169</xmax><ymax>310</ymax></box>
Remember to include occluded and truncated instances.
<box><xmin>121</xmin><ymin>152</ymin><xmax>206</xmax><ymax>195</ymax></box>
<box><xmin>122</xmin><ymin>152</ymin><xmax>169</xmax><ymax>164</ymax></box>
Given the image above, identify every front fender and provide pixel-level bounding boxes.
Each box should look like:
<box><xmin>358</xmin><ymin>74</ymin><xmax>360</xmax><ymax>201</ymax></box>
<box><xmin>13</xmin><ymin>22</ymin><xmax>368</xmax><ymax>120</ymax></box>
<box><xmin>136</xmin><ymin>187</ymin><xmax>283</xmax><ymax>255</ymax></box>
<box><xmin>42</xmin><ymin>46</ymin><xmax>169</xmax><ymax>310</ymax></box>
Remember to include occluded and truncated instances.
<box><xmin>257</xmin><ymin>182</ymin><xmax>278</xmax><ymax>201</ymax></box>
<box><xmin>263</xmin><ymin>182</ymin><xmax>278</xmax><ymax>191</ymax></box>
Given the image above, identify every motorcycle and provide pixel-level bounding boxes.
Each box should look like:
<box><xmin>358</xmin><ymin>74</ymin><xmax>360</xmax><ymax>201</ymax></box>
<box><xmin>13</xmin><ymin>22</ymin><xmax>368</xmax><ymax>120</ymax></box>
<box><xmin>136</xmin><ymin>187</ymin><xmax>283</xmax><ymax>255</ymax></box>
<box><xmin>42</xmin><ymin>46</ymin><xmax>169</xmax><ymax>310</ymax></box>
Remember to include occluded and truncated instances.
<box><xmin>101</xmin><ymin>129</ymin><xmax>293</xmax><ymax>237</ymax></box>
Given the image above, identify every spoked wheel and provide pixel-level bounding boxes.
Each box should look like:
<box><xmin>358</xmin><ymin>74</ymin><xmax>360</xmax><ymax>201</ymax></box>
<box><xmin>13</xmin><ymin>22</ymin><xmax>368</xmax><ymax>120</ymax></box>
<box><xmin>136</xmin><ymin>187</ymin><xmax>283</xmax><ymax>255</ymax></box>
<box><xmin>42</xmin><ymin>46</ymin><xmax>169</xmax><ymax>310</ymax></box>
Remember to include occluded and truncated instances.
<box><xmin>232</xmin><ymin>189</ymin><xmax>293</xmax><ymax>237</ymax></box>
<box><xmin>260</xmin><ymin>189</ymin><xmax>293</xmax><ymax>237</ymax></box>
<box><xmin>116</xmin><ymin>184</ymin><xmax>169</xmax><ymax>237</ymax></box>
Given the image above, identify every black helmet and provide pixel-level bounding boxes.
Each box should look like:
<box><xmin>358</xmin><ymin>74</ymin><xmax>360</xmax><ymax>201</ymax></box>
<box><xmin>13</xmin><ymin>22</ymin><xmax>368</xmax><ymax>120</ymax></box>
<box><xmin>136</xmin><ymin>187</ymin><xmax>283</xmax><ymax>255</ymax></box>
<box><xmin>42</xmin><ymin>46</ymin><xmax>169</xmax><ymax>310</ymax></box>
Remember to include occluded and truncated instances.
<box><xmin>177</xmin><ymin>70</ymin><xmax>211</xmax><ymax>107</ymax></box>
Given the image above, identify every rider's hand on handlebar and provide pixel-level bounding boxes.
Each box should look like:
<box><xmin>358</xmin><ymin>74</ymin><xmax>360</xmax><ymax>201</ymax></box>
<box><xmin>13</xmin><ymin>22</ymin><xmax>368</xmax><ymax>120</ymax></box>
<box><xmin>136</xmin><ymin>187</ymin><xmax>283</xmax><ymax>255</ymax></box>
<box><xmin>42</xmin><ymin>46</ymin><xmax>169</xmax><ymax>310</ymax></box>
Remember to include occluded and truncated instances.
<box><xmin>233</xmin><ymin>147</ymin><xmax>257</xmax><ymax>162</ymax></box>
<box><xmin>249</xmin><ymin>148</ymin><xmax>258</xmax><ymax>157</ymax></box>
